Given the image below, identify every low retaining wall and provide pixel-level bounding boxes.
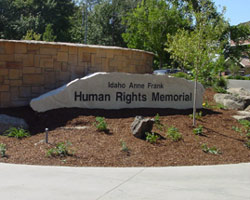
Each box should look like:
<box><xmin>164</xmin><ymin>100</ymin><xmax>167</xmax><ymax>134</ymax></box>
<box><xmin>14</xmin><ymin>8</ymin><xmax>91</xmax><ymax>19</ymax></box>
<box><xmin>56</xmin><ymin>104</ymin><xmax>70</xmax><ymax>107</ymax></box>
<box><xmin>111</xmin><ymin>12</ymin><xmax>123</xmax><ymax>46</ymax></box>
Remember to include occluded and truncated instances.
<box><xmin>0</xmin><ymin>40</ymin><xmax>154</xmax><ymax>108</ymax></box>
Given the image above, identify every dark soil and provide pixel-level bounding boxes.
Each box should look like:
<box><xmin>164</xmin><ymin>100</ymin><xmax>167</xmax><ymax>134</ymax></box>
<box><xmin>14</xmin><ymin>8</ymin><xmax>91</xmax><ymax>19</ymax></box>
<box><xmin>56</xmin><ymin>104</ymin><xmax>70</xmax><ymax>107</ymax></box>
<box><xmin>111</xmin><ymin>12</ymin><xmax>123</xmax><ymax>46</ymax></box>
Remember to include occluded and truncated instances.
<box><xmin>0</xmin><ymin>88</ymin><xmax>249</xmax><ymax>167</ymax></box>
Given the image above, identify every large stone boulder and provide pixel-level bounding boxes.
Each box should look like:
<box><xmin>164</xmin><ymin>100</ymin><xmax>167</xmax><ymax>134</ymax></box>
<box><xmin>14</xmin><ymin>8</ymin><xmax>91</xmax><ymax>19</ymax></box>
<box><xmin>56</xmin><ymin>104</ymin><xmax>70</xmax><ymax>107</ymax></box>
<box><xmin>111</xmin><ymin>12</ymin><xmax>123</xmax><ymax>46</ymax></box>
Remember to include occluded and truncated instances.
<box><xmin>0</xmin><ymin>114</ymin><xmax>29</xmax><ymax>134</ymax></box>
<box><xmin>214</xmin><ymin>93</ymin><xmax>246</xmax><ymax>110</ymax></box>
<box><xmin>131</xmin><ymin>116</ymin><xmax>154</xmax><ymax>139</ymax></box>
<box><xmin>30</xmin><ymin>72</ymin><xmax>205</xmax><ymax>112</ymax></box>
<box><xmin>232</xmin><ymin>111</ymin><xmax>250</xmax><ymax>121</ymax></box>
<box><xmin>214</xmin><ymin>87</ymin><xmax>250</xmax><ymax>110</ymax></box>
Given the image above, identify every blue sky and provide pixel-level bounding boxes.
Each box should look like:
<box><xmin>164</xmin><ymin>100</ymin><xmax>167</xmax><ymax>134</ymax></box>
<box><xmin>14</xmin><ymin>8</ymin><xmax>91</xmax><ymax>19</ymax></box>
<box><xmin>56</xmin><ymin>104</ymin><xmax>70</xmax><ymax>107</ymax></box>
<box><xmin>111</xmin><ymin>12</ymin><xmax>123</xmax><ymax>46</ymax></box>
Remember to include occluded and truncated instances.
<box><xmin>213</xmin><ymin>0</ymin><xmax>250</xmax><ymax>25</ymax></box>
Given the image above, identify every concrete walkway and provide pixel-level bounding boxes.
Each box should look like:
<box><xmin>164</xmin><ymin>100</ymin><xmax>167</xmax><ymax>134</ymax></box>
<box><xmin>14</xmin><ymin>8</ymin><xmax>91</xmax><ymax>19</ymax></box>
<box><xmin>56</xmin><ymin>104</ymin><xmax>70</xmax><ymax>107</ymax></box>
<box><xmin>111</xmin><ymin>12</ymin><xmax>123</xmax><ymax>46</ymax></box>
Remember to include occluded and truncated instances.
<box><xmin>0</xmin><ymin>163</ymin><xmax>249</xmax><ymax>200</ymax></box>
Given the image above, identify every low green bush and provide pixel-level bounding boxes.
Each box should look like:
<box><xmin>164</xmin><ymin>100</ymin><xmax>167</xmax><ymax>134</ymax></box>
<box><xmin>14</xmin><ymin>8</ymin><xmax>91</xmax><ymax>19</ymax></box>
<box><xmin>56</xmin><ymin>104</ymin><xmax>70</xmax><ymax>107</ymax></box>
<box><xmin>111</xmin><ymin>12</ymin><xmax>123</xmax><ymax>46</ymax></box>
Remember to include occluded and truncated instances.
<box><xmin>47</xmin><ymin>141</ymin><xmax>74</xmax><ymax>157</ymax></box>
<box><xmin>145</xmin><ymin>132</ymin><xmax>159</xmax><ymax>144</ymax></box>
<box><xmin>4</xmin><ymin>127</ymin><xmax>30</xmax><ymax>139</ymax></box>
<box><xmin>193</xmin><ymin>125</ymin><xmax>203</xmax><ymax>135</ymax></box>
<box><xmin>0</xmin><ymin>143</ymin><xmax>6</xmax><ymax>157</ymax></box>
<box><xmin>94</xmin><ymin>117</ymin><xmax>108</xmax><ymax>131</ymax></box>
<box><xmin>201</xmin><ymin>144</ymin><xmax>221</xmax><ymax>154</ymax></box>
<box><xmin>166</xmin><ymin>126</ymin><xmax>182</xmax><ymax>142</ymax></box>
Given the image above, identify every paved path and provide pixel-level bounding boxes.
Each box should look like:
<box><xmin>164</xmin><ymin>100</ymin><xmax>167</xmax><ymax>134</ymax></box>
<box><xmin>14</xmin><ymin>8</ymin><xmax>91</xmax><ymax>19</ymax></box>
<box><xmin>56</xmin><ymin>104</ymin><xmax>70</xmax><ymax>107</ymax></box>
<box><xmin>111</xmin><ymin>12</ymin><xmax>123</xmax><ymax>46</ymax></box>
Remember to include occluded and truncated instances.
<box><xmin>0</xmin><ymin>163</ymin><xmax>250</xmax><ymax>200</ymax></box>
<box><xmin>228</xmin><ymin>80</ymin><xmax>250</xmax><ymax>91</ymax></box>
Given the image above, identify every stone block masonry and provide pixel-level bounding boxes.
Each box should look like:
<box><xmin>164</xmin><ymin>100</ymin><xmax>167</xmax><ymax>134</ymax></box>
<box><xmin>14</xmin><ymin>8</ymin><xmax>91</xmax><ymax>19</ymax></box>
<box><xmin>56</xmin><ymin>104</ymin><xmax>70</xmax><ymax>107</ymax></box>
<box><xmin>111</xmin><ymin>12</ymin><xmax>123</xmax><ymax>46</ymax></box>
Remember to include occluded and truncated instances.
<box><xmin>0</xmin><ymin>40</ymin><xmax>154</xmax><ymax>108</ymax></box>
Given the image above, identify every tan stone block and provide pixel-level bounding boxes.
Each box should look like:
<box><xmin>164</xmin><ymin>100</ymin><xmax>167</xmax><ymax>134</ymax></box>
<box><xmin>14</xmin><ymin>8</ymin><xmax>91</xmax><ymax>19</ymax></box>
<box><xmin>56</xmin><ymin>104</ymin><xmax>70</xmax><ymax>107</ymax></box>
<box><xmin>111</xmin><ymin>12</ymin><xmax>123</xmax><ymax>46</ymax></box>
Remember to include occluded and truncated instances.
<box><xmin>96</xmin><ymin>49</ymin><xmax>107</xmax><ymax>57</ymax></box>
<box><xmin>61</xmin><ymin>63</ymin><xmax>69</xmax><ymax>72</ymax></box>
<box><xmin>0</xmin><ymin>55</ymin><xmax>14</xmax><ymax>62</ymax></box>
<box><xmin>91</xmin><ymin>55</ymin><xmax>102</xmax><ymax>65</ymax></box>
<box><xmin>58</xmin><ymin>72</ymin><xmax>70</xmax><ymax>81</ymax></box>
<box><xmin>10</xmin><ymin>87</ymin><xmax>19</xmax><ymax>99</ymax></box>
<box><xmin>23</xmin><ymin>54</ymin><xmax>34</xmax><ymax>66</ymax></box>
<box><xmin>19</xmin><ymin>86</ymin><xmax>31</xmax><ymax>97</ymax></box>
<box><xmin>10</xmin><ymin>80</ymin><xmax>22</xmax><ymax>86</ymax></box>
<box><xmin>6</xmin><ymin>61</ymin><xmax>22</xmax><ymax>69</ymax></box>
<box><xmin>40</xmin><ymin>58</ymin><xmax>53</xmax><ymax>68</ymax></box>
<box><xmin>57</xmin><ymin>52</ymin><xmax>68</xmax><ymax>62</ymax></box>
<box><xmin>31</xmin><ymin>87</ymin><xmax>43</xmax><ymax>94</ymax></box>
<box><xmin>15</xmin><ymin>43</ymin><xmax>27</xmax><ymax>54</ymax></box>
<box><xmin>23</xmin><ymin>67</ymin><xmax>36</xmax><ymax>74</ymax></box>
<box><xmin>69</xmin><ymin>46</ymin><xmax>77</xmax><ymax>54</ymax></box>
<box><xmin>81</xmin><ymin>53</ymin><xmax>91</xmax><ymax>62</ymax></box>
<box><xmin>9</xmin><ymin>69</ymin><xmax>20</xmax><ymax>79</ymax></box>
<box><xmin>1</xmin><ymin>92</ymin><xmax>10</xmax><ymax>103</ymax></box>
<box><xmin>4</xmin><ymin>42</ymin><xmax>15</xmax><ymax>54</ymax></box>
<box><xmin>0</xmin><ymin>69</ymin><xmax>8</xmax><ymax>76</ymax></box>
<box><xmin>106</xmin><ymin>50</ymin><xmax>115</xmax><ymax>58</ymax></box>
<box><xmin>68</xmin><ymin>54</ymin><xmax>77</xmax><ymax>64</ymax></box>
<box><xmin>23</xmin><ymin>74</ymin><xmax>44</xmax><ymax>85</ymax></box>
<box><xmin>0</xmin><ymin>46</ymin><xmax>4</xmax><ymax>54</ymax></box>
<box><xmin>4</xmin><ymin>79</ymin><xmax>9</xmax><ymax>84</ymax></box>
<box><xmin>27</xmin><ymin>44</ymin><xmax>40</xmax><ymax>53</ymax></box>
<box><xmin>40</xmin><ymin>47</ymin><xmax>57</xmax><ymax>55</ymax></box>
<box><xmin>0</xmin><ymin>61</ymin><xmax>6</xmax><ymax>67</ymax></box>
<box><xmin>59</xmin><ymin>46</ymin><xmax>69</xmax><ymax>52</ymax></box>
<box><xmin>82</xmin><ymin>47</ymin><xmax>97</xmax><ymax>54</ymax></box>
<box><xmin>0</xmin><ymin>85</ymin><xmax>9</xmax><ymax>92</ymax></box>
<box><xmin>54</xmin><ymin>61</ymin><xmax>62</xmax><ymax>71</ymax></box>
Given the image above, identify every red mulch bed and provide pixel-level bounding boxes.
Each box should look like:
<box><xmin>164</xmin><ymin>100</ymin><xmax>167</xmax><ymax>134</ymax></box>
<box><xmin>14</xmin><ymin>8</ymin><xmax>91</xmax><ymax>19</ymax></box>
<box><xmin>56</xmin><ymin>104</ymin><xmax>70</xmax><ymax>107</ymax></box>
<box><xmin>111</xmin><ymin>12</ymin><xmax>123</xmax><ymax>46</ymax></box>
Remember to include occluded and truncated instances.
<box><xmin>0</xmin><ymin>88</ymin><xmax>249</xmax><ymax>167</ymax></box>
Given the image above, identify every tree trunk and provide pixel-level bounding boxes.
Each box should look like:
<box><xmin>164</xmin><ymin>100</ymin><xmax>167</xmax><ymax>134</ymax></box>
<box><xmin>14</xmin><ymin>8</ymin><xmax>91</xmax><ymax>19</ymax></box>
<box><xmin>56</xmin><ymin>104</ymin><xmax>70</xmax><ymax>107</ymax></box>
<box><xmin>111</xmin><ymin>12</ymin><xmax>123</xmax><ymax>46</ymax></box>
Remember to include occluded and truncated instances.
<box><xmin>193</xmin><ymin>69</ymin><xmax>198</xmax><ymax>127</ymax></box>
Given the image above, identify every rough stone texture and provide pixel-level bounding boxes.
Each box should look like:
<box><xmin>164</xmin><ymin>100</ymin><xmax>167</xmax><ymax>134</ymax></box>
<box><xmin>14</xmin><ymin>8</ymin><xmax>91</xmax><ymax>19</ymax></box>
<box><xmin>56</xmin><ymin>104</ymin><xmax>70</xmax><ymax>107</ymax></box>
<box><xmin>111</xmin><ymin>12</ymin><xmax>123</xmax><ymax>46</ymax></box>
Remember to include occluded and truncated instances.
<box><xmin>0</xmin><ymin>114</ymin><xmax>29</xmax><ymax>134</ymax></box>
<box><xmin>245</xmin><ymin>105</ymin><xmax>250</xmax><ymax>112</ymax></box>
<box><xmin>214</xmin><ymin>93</ymin><xmax>246</xmax><ymax>110</ymax></box>
<box><xmin>30</xmin><ymin>72</ymin><xmax>205</xmax><ymax>112</ymax></box>
<box><xmin>227</xmin><ymin>88</ymin><xmax>250</xmax><ymax>96</ymax></box>
<box><xmin>130</xmin><ymin>116</ymin><xmax>155</xmax><ymax>139</ymax></box>
<box><xmin>232</xmin><ymin>111</ymin><xmax>250</xmax><ymax>121</ymax></box>
<box><xmin>0</xmin><ymin>39</ymin><xmax>154</xmax><ymax>108</ymax></box>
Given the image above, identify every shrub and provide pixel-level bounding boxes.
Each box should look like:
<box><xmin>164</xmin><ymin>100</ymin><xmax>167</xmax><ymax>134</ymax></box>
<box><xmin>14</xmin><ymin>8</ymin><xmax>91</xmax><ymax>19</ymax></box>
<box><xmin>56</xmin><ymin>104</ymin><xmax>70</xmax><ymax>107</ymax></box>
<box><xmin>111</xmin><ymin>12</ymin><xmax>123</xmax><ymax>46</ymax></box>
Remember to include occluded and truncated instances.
<box><xmin>201</xmin><ymin>144</ymin><xmax>221</xmax><ymax>154</ymax></box>
<box><xmin>189</xmin><ymin>111</ymin><xmax>203</xmax><ymax>120</ymax></box>
<box><xmin>166</xmin><ymin>126</ymin><xmax>182</xmax><ymax>141</ymax></box>
<box><xmin>0</xmin><ymin>143</ymin><xmax>6</xmax><ymax>158</ymax></box>
<box><xmin>47</xmin><ymin>141</ymin><xmax>74</xmax><ymax>157</ymax></box>
<box><xmin>172</xmin><ymin>72</ymin><xmax>192</xmax><ymax>80</ymax></box>
<box><xmin>94</xmin><ymin>117</ymin><xmax>108</xmax><ymax>131</ymax></box>
<box><xmin>154</xmin><ymin>113</ymin><xmax>163</xmax><ymax>130</ymax></box>
<box><xmin>120</xmin><ymin>140</ymin><xmax>129</xmax><ymax>152</ymax></box>
<box><xmin>4</xmin><ymin>127</ymin><xmax>30</xmax><ymax>139</ymax></box>
<box><xmin>193</xmin><ymin>125</ymin><xmax>203</xmax><ymax>135</ymax></box>
<box><xmin>245</xmin><ymin>140</ymin><xmax>250</xmax><ymax>149</ymax></box>
<box><xmin>213</xmin><ymin>86</ymin><xmax>228</xmax><ymax>94</ymax></box>
<box><xmin>145</xmin><ymin>132</ymin><xmax>159</xmax><ymax>144</ymax></box>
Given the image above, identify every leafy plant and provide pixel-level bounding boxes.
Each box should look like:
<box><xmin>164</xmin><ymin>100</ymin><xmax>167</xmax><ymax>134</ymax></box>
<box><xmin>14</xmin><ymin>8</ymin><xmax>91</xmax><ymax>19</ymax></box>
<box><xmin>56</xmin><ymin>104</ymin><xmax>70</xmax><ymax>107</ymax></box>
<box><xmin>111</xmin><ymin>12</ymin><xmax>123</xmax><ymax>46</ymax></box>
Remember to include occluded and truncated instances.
<box><xmin>94</xmin><ymin>117</ymin><xmax>108</xmax><ymax>131</ymax></box>
<box><xmin>201</xmin><ymin>144</ymin><xmax>221</xmax><ymax>154</ymax></box>
<box><xmin>0</xmin><ymin>143</ymin><xmax>6</xmax><ymax>158</ymax></box>
<box><xmin>47</xmin><ymin>141</ymin><xmax>74</xmax><ymax>157</ymax></box>
<box><xmin>232</xmin><ymin>126</ymin><xmax>242</xmax><ymax>133</ymax></box>
<box><xmin>154</xmin><ymin>113</ymin><xmax>164</xmax><ymax>130</ymax></box>
<box><xmin>213</xmin><ymin>86</ymin><xmax>228</xmax><ymax>94</ymax></box>
<box><xmin>245</xmin><ymin>140</ymin><xmax>250</xmax><ymax>149</ymax></box>
<box><xmin>4</xmin><ymin>127</ymin><xmax>30</xmax><ymax>139</ymax></box>
<box><xmin>166</xmin><ymin>126</ymin><xmax>182</xmax><ymax>142</ymax></box>
<box><xmin>193</xmin><ymin>125</ymin><xmax>203</xmax><ymax>135</ymax></box>
<box><xmin>214</xmin><ymin>103</ymin><xmax>227</xmax><ymax>110</ymax></box>
<box><xmin>189</xmin><ymin>111</ymin><xmax>203</xmax><ymax>120</ymax></box>
<box><xmin>120</xmin><ymin>140</ymin><xmax>129</xmax><ymax>152</ymax></box>
<box><xmin>202</xmin><ymin>101</ymin><xmax>211</xmax><ymax>109</ymax></box>
<box><xmin>146</xmin><ymin>132</ymin><xmax>159</xmax><ymax>144</ymax></box>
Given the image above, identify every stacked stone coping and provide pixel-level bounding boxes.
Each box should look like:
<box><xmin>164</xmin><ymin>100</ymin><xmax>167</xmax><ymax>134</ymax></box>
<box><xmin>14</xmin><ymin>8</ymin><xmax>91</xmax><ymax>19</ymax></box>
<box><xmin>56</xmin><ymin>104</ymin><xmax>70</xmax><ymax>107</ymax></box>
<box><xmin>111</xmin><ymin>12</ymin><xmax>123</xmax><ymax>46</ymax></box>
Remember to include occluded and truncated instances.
<box><xmin>0</xmin><ymin>39</ymin><xmax>154</xmax><ymax>108</ymax></box>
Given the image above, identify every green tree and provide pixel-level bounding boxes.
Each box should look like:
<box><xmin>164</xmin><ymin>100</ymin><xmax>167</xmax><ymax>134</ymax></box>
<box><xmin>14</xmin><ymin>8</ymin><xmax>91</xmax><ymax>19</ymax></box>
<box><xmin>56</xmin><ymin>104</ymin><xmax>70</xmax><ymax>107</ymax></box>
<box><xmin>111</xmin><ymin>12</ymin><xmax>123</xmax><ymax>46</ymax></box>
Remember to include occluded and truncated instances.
<box><xmin>42</xmin><ymin>24</ymin><xmax>56</xmax><ymax>42</ymax></box>
<box><xmin>0</xmin><ymin>0</ymin><xmax>75</xmax><ymax>41</ymax></box>
<box><xmin>122</xmin><ymin>0</ymin><xmax>189</xmax><ymax>68</ymax></box>
<box><xmin>166</xmin><ymin>0</ymin><xmax>229</xmax><ymax>126</ymax></box>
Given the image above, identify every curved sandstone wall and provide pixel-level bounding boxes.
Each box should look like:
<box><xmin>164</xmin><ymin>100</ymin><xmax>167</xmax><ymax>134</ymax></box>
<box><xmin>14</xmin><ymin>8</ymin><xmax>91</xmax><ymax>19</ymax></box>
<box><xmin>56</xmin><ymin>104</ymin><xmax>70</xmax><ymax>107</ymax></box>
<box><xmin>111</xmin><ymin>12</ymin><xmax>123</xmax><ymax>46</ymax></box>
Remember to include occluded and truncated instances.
<box><xmin>0</xmin><ymin>40</ymin><xmax>154</xmax><ymax>108</ymax></box>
